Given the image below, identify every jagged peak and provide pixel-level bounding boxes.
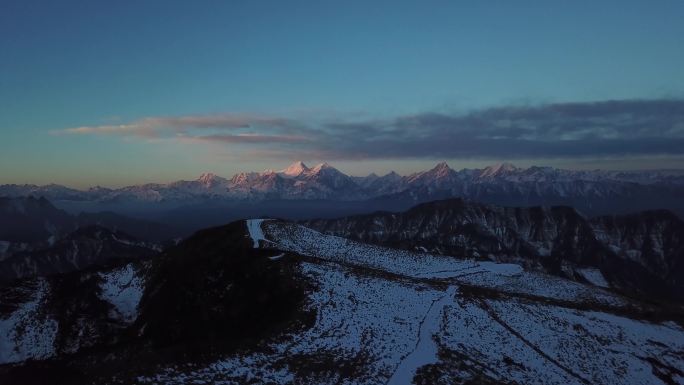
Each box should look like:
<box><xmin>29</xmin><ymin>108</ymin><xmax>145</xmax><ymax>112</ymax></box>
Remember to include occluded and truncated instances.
<box><xmin>313</xmin><ymin>162</ymin><xmax>331</xmax><ymax>169</ymax></box>
<box><xmin>432</xmin><ymin>161</ymin><xmax>451</xmax><ymax>171</ymax></box>
<box><xmin>198</xmin><ymin>172</ymin><xmax>228</xmax><ymax>187</ymax></box>
<box><xmin>381</xmin><ymin>171</ymin><xmax>402</xmax><ymax>180</ymax></box>
<box><xmin>230</xmin><ymin>171</ymin><xmax>259</xmax><ymax>184</ymax></box>
<box><xmin>480</xmin><ymin>162</ymin><xmax>519</xmax><ymax>177</ymax></box>
<box><xmin>424</xmin><ymin>162</ymin><xmax>454</xmax><ymax>178</ymax></box>
<box><xmin>198</xmin><ymin>172</ymin><xmax>217</xmax><ymax>182</ymax></box>
<box><xmin>365</xmin><ymin>172</ymin><xmax>379</xmax><ymax>178</ymax></box>
<box><xmin>279</xmin><ymin>161</ymin><xmax>310</xmax><ymax>177</ymax></box>
<box><xmin>491</xmin><ymin>162</ymin><xmax>518</xmax><ymax>171</ymax></box>
<box><xmin>310</xmin><ymin>162</ymin><xmax>336</xmax><ymax>173</ymax></box>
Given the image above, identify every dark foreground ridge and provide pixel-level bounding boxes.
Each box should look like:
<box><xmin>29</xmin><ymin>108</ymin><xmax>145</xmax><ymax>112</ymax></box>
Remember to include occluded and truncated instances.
<box><xmin>0</xmin><ymin>220</ymin><xmax>309</xmax><ymax>385</ymax></box>
<box><xmin>1</xmin><ymin>217</ymin><xmax>683</xmax><ymax>384</ymax></box>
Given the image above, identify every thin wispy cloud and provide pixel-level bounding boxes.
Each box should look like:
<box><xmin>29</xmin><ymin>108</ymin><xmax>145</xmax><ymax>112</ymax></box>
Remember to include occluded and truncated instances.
<box><xmin>56</xmin><ymin>115</ymin><xmax>296</xmax><ymax>138</ymax></box>
<box><xmin>184</xmin><ymin>133</ymin><xmax>311</xmax><ymax>144</ymax></box>
<box><xmin>57</xmin><ymin>99</ymin><xmax>684</xmax><ymax>160</ymax></box>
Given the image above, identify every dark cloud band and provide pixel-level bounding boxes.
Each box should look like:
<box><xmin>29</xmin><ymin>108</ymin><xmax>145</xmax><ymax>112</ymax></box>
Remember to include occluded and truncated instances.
<box><xmin>60</xmin><ymin>99</ymin><xmax>684</xmax><ymax>160</ymax></box>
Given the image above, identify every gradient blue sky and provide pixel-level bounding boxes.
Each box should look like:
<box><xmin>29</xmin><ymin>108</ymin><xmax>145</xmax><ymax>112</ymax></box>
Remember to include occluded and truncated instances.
<box><xmin>1</xmin><ymin>1</ymin><xmax>684</xmax><ymax>187</ymax></box>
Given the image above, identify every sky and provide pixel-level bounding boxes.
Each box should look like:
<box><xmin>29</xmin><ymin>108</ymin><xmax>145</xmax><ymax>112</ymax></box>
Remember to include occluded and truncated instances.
<box><xmin>1</xmin><ymin>0</ymin><xmax>683</xmax><ymax>188</ymax></box>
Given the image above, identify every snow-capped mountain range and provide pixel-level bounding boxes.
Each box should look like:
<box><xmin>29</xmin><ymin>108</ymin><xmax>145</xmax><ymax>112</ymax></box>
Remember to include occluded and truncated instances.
<box><xmin>2</xmin><ymin>162</ymin><xmax>684</xmax><ymax>207</ymax></box>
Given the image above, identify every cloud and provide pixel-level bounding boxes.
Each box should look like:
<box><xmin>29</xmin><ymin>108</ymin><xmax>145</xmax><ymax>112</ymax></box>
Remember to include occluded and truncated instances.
<box><xmin>56</xmin><ymin>114</ymin><xmax>296</xmax><ymax>138</ymax></box>
<box><xmin>58</xmin><ymin>99</ymin><xmax>684</xmax><ymax>160</ymax></box>
<box><xmin>185</xmin><ymin>133</ymin><xmax>311</xmax><ymax>144</ymax></box>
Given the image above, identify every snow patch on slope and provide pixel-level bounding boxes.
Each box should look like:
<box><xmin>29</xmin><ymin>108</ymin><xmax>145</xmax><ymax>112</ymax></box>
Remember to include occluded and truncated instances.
<box><xmin>264</xmin><ymin>221</ymin><xmax>522</xmax><ymax>280</ymax></box>
<box><xmin>440</xmin><ymin>297</ymin><xmax>583</xmax><ymax>384</ymax></box>
<box><xmin>98</xmin><ymin>263</ymin><xmax>144</xmax><ymax>323</ymax></box>
<box><xmin>577</xmin><ymin>268</ymin><xmax>610</xmax><ymax>288</ymax></box>
<box><xmin>0</xmin><ymin>279</ymin><xmax>57</xmax><ymax>364</ymax></box>
<box><xmin>457</xmin><ymin>270</ymin><xmax>626</xmax><ymax>307</ymax></box>
<box><xmin>484</xmin><ymin>299</ymin><xmax>684</xmax><ymax>384</ymax></box>
<box><xmin>246</xmin><ymin>219</ymin><xmax>268</xmax><ymax>248</ymax></box>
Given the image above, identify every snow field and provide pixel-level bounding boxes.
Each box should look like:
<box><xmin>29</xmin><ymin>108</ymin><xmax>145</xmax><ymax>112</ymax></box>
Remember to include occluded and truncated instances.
<box><xmin>0</xmin><ymin>279</ymin><xmax>57</xmax><ymax>364</ymax></box>
<box><xmin>98</xmin><ymin>263</ymin><xmax>144</xmax><ymax>323</ymax></box>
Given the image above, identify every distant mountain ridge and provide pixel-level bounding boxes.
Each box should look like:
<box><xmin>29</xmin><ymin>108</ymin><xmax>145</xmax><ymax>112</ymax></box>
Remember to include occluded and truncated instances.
<box><xmin>0</xmin><ymin>225</ymin><xmax>159</xmax><ymax>284</ymax></box>
<box><xmin>0</xmin><ymin>197</ymin><xmax>171</xmax><ymax>283</ymax></box>
<box><xmin>0</xmin><ymin>196</ymin><xmax>179</xmax><ymax>244</ymax></box>
<box><xmin>3</xmin><ymin>161</ymin><xmax>684</xmax><ymax>217</ymax></box>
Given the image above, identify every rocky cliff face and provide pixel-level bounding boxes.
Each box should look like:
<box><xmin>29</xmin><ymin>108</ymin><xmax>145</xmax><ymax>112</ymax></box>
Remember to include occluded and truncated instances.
<box><xmin>590</xmin><ymin>210</ymin><xmax>684</xmax><ymax>297</ymax></box>
<box><xmin>302</xmin><ymin>199</ymin><xmax>684</xmax><ymax>302</ymax></box>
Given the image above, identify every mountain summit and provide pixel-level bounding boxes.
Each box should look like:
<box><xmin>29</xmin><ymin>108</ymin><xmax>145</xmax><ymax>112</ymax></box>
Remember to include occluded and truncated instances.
<box><xmin>479</xmin><ymin>162</ymin><xmax>519</xmax><ymax>178</ymax></box>
<box><xmin>433</xmin><ymin>161</ymin><xmax>452</xmax><ymax>171</ymax></box>
<box><xmin>198</xmin><ymin>172</ymin><xmax>219</xmax><ymax>185</ymax></box>
<box><xmin>279</xmin><ymin>161</ymin><xmax>310</xmax><ymax>177</ymax></box>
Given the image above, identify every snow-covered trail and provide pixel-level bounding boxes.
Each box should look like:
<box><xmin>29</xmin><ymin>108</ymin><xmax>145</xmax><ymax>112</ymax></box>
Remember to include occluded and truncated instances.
<box><xmin>387</xmin><ymin>286</ymin><xmax>457</xmax><ymax>385</ymax></box>
<box><xmin>246</xmin><ymin>219</ymin><xmax>268</xmax><ymax>248</ymax></box>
